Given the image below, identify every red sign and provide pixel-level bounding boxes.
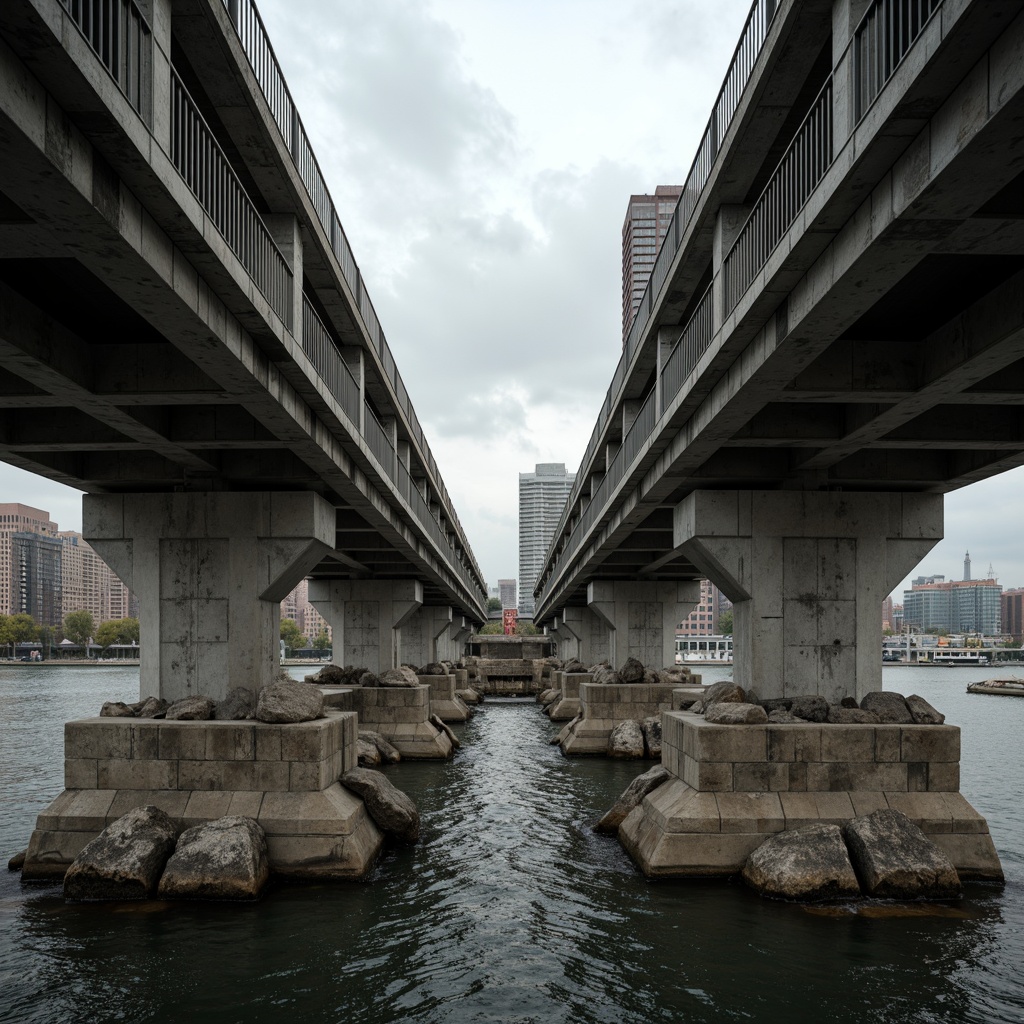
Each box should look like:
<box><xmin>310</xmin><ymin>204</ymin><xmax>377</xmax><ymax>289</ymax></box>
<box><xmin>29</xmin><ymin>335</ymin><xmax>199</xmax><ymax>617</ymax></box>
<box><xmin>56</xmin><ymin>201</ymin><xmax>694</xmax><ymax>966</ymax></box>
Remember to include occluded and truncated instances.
<box><xmin>503</xmin><ymin>609</ymin><xmax>518</xmax><ymax>635</ymax></box>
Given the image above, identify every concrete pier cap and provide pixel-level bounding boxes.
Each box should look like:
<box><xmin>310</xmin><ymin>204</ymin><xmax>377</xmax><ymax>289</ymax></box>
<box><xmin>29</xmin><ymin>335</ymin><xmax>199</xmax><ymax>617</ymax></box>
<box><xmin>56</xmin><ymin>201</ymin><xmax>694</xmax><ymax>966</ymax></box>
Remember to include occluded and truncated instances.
<box><xmin>674</xmin><ymin>490</ymin><xmax>943</xmax><ymax>702</ymax></box>
<box><xmin>84</xmin><ymin>491</ymin><xmax>337</xmax><ymax>703</ymax></box>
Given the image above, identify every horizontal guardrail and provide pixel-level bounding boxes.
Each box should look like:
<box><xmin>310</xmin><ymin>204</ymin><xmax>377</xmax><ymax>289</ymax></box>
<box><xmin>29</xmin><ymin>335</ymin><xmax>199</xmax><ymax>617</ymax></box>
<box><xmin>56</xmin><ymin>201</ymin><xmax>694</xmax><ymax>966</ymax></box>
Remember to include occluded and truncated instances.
<box><xmin>301</xmin><ymin>297</ymin><xmax>360</xmax><ymax>425</ymax></box>
<box><xmin>60</xmin><ymin>0</ymin><xmax>151</xmax><ymax>120</ymax></box>
<box><xmin>724</xmin><ymin>76</ymin><xmax>833</xmax><ymax>311</ymax></box>
<box><xmin>660</xmin><ymin>284</ymin><xmax>714</xmax><ymax>416</ymax></box>
<box><xmin>854</xmin><ymin>0</ymin><xmax>942</xmax><ymax>119</ymax></box>
<box><xmin>170</xmin><ymin>68</ymin><xmax>293</xmax><ymax>328</ymax></box>
<box><xmin>220</xmin><ymin>0</ymin><xmax>481</xmax><ymax>591</ymax></box>
<box><xmin>363</xmin><ymin>405</ymin><xmax>396</xmax><ymax>482</ymax></box>
<box><xmin>544</xmin><ymin>0</ymin><xmax>780</xmax><ymax>564</ymax></box>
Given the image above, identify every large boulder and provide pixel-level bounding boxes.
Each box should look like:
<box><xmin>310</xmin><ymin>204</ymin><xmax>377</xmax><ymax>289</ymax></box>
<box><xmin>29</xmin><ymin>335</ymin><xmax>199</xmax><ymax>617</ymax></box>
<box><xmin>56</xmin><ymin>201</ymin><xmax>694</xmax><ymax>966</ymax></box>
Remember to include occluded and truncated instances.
<box><xmin>562</xmin><ymin>659</ymin><xmax>586</xmax><ymax>674</ymax></box>
<box><xmin>430</xmin><ymin>713</ymin><xmax>461</xmax><ymax>750</ymax></box>
<box><xmin>157</xmin><ymin>817</ymin><xmax>269</xmax><ymax>901</ymax></box>
<box><xmin>705</xmin><ymin>702</ymin><xmax>768</xmax><ymax>725</ymax></box>
<box><xmin>64</xmin><ymin>806</ymin><xmax>178</xmax><ymax>901</ymax></box>
<box><xmin>166</xmin><ymin>695</ymin><xmax>216</xmax><ymax>721</ymax></box>
<box><xmin>760</xmin><ymin>698</ymin><xmax>793</xmax><ymax>713</ymax></box>
<box><xmin>768</xmin><ymin>709</ymin><xmax>804</xmax><ymax>724</ymax></box>
<box><xmin>906</xmin><ymin>694</ymin><xmax>945</xmax><ymax>725</ymax></box>
<box><xmin>618</xmin><ymin>657</ymin><xmax>646</xmax><ymax>684</ymax></box>
<box><xmin>255</xmin><ymin>683</ymin><xmax>323</xmax><ymax>724</ymax></box>
<box><xmin>703</xmin><ymin>681</ymin><xmax>746</xmax><ymax>707</ymax></box>
<box><xmin>214</xmin><ymin>687</ymin><xmax>255</xmax><ymax>721</ymax></box>
<box><xmin>419</xmin><ymin>662</ymin><xmax>447</xmax><ymax>676</ymax></box>
<box><xmin>100</xmin><ymin>701</ymin><xmax>135</xmax><ymax>718</ymax></box>
<box><xmin>358</xmin><ymin>671</ymin><xmax>382</xmax><ymax>687</ymax></box>
<box><xmin>361</xmin><ymin>730</ymin><xmax>402</xmax><ymax>765</ymax></box>
<box><xmin>827</xmin><ymin>706</ymin><xmax>881</xmax><ymax>724</ymax></box>
<box><xmin>379</xmin><ymin>667</ymin><xmax>420</xmax><ymax>688</ymax></box>
<box><xmin>608</xmin><ymin>720</ymin><xmax>645</xmax><ymax>758</ymax></box>
<box><xmin>341</xmin><ymin>768</ymin><xmax>420</xmax><ymax>843</ymax></box>
<box><xmin>842</xmin><ymin>809</ymin><xmax>961</xmax><ymax>899</ymax></box>
<box><xmin>742</xmin><ymin>824</ymin><xmax>861</xmax><ymax>902</ymax></box>
<box><xmin>594</xmin><ymin>765</ymin><xmax>672</xmax><ymax>834</ymax></box>
<box><xmin>306</xmin><ymin>663</ymin><xmax>349</xmax><ymax>686</ymax></box>
<box><xmin>642</xmin><ymin>716</ymin><xmax>662</xmax><ymax>758</ymax></box>
<box><xmin>592</xmin><ymin>666</ymin><xmax>623</xmax><ymax>686</ymax></box>
<box><xmin>134</xmin><ymin>696</ymin><xmax>169</xmax><ymax>719</ymax></box>
<box><xmin>357</xmin><ymin>737</ymin><xmax>382</xmax><ymax>767</ymax></box>
<box><xmin>789</xmin><ymin>695</ymin><xmax>829</xmax><ymax>723</ymax></box>
<box><xmin>860</xmin><ymin>691</ymin><xmax>914</xmax><ymax>724</ymax></box>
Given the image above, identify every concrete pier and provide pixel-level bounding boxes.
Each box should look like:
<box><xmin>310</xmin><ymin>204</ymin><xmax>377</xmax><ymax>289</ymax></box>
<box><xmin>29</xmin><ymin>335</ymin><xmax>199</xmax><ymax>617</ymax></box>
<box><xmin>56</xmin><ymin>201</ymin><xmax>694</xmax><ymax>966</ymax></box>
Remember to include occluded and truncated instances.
<box><xmin>321</xmin><ymin>685</ymin><xmax>453</xmax><ymax>758</ymax></box>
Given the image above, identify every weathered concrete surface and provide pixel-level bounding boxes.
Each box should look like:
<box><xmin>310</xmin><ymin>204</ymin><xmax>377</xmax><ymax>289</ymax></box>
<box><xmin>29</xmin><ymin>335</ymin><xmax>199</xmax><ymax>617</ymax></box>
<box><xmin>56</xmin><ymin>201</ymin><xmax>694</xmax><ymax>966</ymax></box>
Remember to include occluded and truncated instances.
<box><xmin>560</xmin><ymin>682</ymin><xmax>683</xmax><ymax>756</ymax></box>
<box><xmin>321</xmin><ymin>686</ymin><xmax>453</xmax><ymax>759</ymax></box>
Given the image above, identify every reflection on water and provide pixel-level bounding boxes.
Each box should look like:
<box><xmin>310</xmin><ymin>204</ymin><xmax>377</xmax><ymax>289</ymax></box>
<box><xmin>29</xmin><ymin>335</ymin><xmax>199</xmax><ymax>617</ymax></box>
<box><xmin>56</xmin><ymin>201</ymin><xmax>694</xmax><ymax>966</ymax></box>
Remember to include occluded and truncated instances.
<box><xmin>0</xmin><ymin>666</ymin><xmax>1021</xmax><ymax>1023</ymax></box>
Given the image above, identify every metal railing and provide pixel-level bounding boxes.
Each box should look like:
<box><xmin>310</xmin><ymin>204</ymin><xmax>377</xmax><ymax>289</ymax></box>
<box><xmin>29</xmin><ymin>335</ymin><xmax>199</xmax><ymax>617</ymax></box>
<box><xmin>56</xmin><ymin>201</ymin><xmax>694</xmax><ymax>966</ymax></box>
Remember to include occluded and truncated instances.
<box><xmin>60</xmin><ymin>0</ymin><xmax>151</xmax><ymax>120</ymax></box>
<box><xmin>170</xmin><ymin>68</ymin><xmax>293</xmax><ymax>328</ymax></box>
<box><xmin>220</xmin><ymin>0</ymin><xmax>481</xmax><ymax>595</ymax></box>
<box><xmin>854</xmin><ymin>0</ymin><xmax>942</xmax><ymax>119</ymax></box>
<box><xmin>545</xmin><ymin>0</ymin><xmax>780</xmax><ymax>563</ymax></box>
<box><xmin>301</xmin><ymin>297</ymin><xmax>360</xmax><ymax>425</ymax></box>
<box><xmin>724</xmin><ymin>76</ymin><xmax>833</xmax><ymax>312</ymax></box>
<box><xmin>660</xmin><ymin>284</ymin><xmax>714</xmax><ymax>416</ymax></box>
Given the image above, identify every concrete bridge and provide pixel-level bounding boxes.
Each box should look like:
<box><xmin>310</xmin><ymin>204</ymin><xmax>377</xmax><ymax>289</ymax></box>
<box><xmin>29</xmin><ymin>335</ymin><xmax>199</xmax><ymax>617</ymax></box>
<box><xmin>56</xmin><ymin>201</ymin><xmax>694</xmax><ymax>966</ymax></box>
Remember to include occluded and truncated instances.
<box><xmin>0</xmin><ymin>0</ymin><xmax>487</xmax><ymax>700</ymax></box>
<box><xmin>535</xmin><ymin>0</ymin><xmax>1024</xmax><ymax>702</ymax></box>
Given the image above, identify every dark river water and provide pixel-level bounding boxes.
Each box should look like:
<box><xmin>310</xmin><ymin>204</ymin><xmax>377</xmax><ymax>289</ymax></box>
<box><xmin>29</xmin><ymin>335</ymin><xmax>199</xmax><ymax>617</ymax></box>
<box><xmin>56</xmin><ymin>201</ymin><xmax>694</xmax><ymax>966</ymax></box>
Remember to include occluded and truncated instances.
<box><xmin>0</xmin><ymin>664</ymin><xmax>1022</xmax><ymax>1024</ymax></box>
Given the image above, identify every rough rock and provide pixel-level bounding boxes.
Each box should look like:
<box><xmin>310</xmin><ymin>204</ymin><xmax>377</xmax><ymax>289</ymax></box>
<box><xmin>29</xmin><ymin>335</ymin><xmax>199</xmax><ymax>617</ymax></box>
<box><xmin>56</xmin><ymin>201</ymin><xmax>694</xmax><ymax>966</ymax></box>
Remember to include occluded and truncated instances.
<box><xmin>840</xmin><ymin>696</ymin><xmax>859</xmax><ymax>709</ymax></box>
<box><xmin>165</xmin><ymin>695</ymin><xmax>216</xmax><ymax>721</ymax></box>
<box><xmin>341</xmin><ymin>768</ymin><xmax>420</xmax><ymax>843</ymax></box>
<box><xmin>100</xmin><ymin>701</ymin><xmax>134</xmax><ymax>718</ymax></box>
<box><xmin>608</xmin><ymin>719</ymin><xmax>645</xmax><ymax>758</ymax></box>
<box><xmin>64</xmin><ymin>806</ymin><xmax>178</xmax><ymax>901</ymax></box>
<box><xmin>906</xmin><ymin>694</ymin><xmax>945</xmax><ymax>725</ymax></box>
<box><xmin>357</xmin><ymin>737</ymin><xmax>382</xmax><ymax>767</ymax></box>
<box><xmin>642</xmin><ymin>669</ymin><xmax>659</xmax><ymax>685</ymax></box>
<box><xmin>656</xmin><ymin>667</ymin><xmax>693</xmax><ymax>685</ymax></box>
<box><xmin>619</xmin><ymin>657</ymin><xmax>647</xmax><ymax>684</ymax></box>
<box><xmin>8</xmin><ymin>848</ymin><xmax>26</xmax><ymax>872</ymax></box>
<box><xmin>642</xmin><ymin>716</ymin><xmax>662</xmax><ymax>758</ymax></box>
<box><xmin>760</xmin><ymin>698</ymin><xmax>793</xmax><ymax>713</ymax></box>
<box><xmin>379</xmin><ymin>667</ymin><xmax>420</xmax><ymax>688</ymax></box>
<box><xmin>214</xmin><ymin>687</ymin><xmax>254</xmax><ymax>721</ymax></box>
<box><xmin>742</xmin><ymin>824</ymin><xmax>861</xmax><ymax>902</ymax></box>
<box><xmin>827</xmin><ymin>706</ymin><xmax>881</xmax><ymax>724</ymax></box>
<box><xmin>592</xmin><ymin>666</ymin><xmax>623</xmax><ymax>686</ymax></box>
<box><xmin>703</xmin><ymin>681</ymin><xmax>746</xmax><ymax>707</ymax></box>
<box><xmin>594</xmin><ymin>765</ymin><xmax>671</xmax><ymax>834</ymax></box>
<box><xmin>689</xmin><ymin>700</ymin><xmax>706</xmax><ymax>715</ymax></box>
<box><xmin>538</xmin><ymin>688</ymin><xmax>556</xmax><ymax>705</ymax></box>
<box><xmin>306</xmin><ymin>664</ymin><xmax>348</xmax><ymax>686</ymax></box>
<box><xmin>420</xmin><ymin>662</ymin><xmax>447</xmax><ymax>676</ymax></box>
<box><xmin>134</xmin><ymin>696</ymin><xmax>169</xmax><ymax>719</ymax></box>
<box><xmin>562</xmin><ymin>659</ymin><xmax>586</xmax><ymax>674</ymax></box>
<box><xmin>157</xmin><ymin>817</ymin><xmax>270</xmax><ymax>901</ymax></box>
<box><xmin>842</xmin><ymin>809</ymin><xmax>961</xmax><ymax>899</ymax></box>
<box><xmin>768</xmin><ymin>709</ymin><xmax>804</xmax><ymax>724</ymax></box>
<box><xmin>430</xmin><ymin>713</ymin><xmax>460</xmax><ymax>750</ymax></box>
<box><xmin>255</xmin><ymin>683</ymin><xmax>323</xmax><ymax>724</ymax></box>
<box><xmin>705</xmin><ymin>701</ymin><xmax>768</xmax><ymax>725</ymax></box>
<box><xmin>789</xmin><ymin>696</ymin><xmax>829</xmax><ymax>723</ymax></box>
<box><xmin>361</xmin><ymin>730</ymin><xmax>401</xmax><ymax>765</ymax></box>
<box><xmin>860</xmin><ymin>691</ymin><xmax>914</xmax><ymax>724</ymax></box>
<box><xmin>456</xmin><ymin>688</ymin><xmax>481</xmax><ymax>705</ymax></box>
<box><xmin>358</xmin><ymin>671</ymin><xmax>382</xmax><ymax>687</ymax></box>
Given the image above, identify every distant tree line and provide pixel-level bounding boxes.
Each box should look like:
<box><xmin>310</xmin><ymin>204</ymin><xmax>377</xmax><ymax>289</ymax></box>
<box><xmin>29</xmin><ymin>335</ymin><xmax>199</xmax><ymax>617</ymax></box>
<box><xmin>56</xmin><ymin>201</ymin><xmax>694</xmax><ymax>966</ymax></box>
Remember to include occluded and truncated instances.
<box><xmin>0</xmin><ymin>610</ymin><xmax>140</xmax><ymax>658</ymax></box>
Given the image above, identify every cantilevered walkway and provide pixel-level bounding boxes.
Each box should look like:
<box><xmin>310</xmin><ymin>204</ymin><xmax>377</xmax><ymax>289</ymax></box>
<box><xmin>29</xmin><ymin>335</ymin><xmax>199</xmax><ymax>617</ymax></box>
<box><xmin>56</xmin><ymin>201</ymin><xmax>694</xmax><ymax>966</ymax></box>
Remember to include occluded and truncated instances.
<box><xmin>535</xmin><ymin>0</ymin><xmax>1024</xmax><ymax>700</ymax></box>
<box><xmin>0</xmin><ymin>0</ymin><xmax>485</xmax><ymax>699</ymax></box>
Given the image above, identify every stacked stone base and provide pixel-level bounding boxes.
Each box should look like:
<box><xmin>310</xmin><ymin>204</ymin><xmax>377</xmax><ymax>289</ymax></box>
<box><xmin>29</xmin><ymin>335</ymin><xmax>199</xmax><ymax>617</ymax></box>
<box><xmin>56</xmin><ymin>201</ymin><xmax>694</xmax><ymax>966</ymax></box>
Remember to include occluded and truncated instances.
<box><xmin>322</xmin><ymin>685</ymin><xmax>453</xmax><ymax>758</ymax></box>
<box><xmin>417</xmin><ymin>674</ymin><xmax>471</xmax><ymax>722</ymax></box>
<box><xmin>618</xmin><ymin>711</ymin><xmax>1002</xmax><ymax>880</ymax></box>
<box><xmin>559</xmin><ymin>682</ymin><xmax>688</xmax><ymax>755</ymax></box>
<box><xmin>546</xmin><ymin>671</ymin><xmax>591</xmax><ymax>721</ymax></box>
<box><xmin>473</xmin><ymin>659</ymin><xmax>544</xmax><ymax>696</ymax></box>
<box><xmin>22</xmin><ymin>712</ymin><xmax>383</xmax><ymax>881</ymax></box>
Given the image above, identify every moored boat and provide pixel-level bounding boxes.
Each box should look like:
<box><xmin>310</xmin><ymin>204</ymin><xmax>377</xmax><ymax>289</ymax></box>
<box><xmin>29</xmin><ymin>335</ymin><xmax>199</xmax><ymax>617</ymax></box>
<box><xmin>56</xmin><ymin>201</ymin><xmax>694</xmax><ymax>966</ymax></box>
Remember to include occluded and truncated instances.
<box><xmin>967</xmin><ymin>678</ymin><xmax>1024</xmax><ymax>696</ymax></box>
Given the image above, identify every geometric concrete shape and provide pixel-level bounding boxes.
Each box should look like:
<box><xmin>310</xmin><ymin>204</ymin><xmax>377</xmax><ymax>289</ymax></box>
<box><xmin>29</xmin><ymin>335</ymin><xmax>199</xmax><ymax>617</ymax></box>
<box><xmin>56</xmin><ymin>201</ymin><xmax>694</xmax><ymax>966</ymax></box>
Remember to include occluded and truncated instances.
<box><xmin>546</xmin><ymin>671</ymin><xmax>591</xmax><ymax>720</ymax></box>
<box><xmin>84</xmin><ymin>492</ymin><xmax>337</xmax><ymax>702</ymax></box>
<box><xmin>674</xmin><ymin>491</ymin><xmax>944</xmax><ymax>701</ymax></box>
<box><xmin>559</xmin><ymin>682</ymin><xmax>687</xmax><ymax>756</ymax></box>
<box><xmin>618</xmin><ymin>710</ymin><xmax>1002</xmax><ymax>880</ymax></box>
<box><xmin>416</xmin><ymin>674</ymin><xmax>470</xmax><ymax>722</ymax></box>
<box><xmin>21</xmin><ymin>711</ymin><xmax>385</xmax><ymax>881</ymax></box>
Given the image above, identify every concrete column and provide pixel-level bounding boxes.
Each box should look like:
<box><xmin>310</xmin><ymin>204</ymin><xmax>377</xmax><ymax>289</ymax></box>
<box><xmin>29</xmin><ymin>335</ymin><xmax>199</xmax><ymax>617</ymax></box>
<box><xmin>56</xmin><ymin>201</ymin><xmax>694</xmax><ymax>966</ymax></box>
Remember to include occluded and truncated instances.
<box><xmin>674</xmin><ymin>490</ymin><xmax>943</xmax><ymax>701</ymax></box>
<box><xmin>584</xmin><ymin>582</ymin><xmax>699</xmax><ymax>668</ymax></box>
<box><xmin>550</xmin><ymin>612</ymin><xmax>581</xmax><ymax>662</ymax></box>
<box><xmin>622</xmin><ymin>399</ymin><xmax>642</xmax><ymax>436</ymax></box>
<box><xmin>84</xmin><ymin>492</ymin><xmax>336</xmax><ymax>703</ymax></box>
<box><xmin>655</xmin><ymin>325</ymin><xmax>681</xmax><ymax>413</ymax></box>
<box><xmin>308</xmin><ymin>579</ymin><xmax>422</xmax><ymax>673</ymax></box>
<box><xmin>264</xmin><ymin>214</ymin><xmax>302</xmax><ymax>334</ymax></box>
<box><xmin>397</xmin><ymin>440</ymin><xmax>411</xmax><ymax>469</ymax></box>
<box><xmin>712</xmin><ymin>204</ymin><xmax>752</xmax><ymax>331</ymax></box>
<box><xmin>832</xmin><ymin>0</ymin><xmax>873</xmax><ymax>148</ymax></box>
<box><xmin>341</xmin><ymin>347</ymin><xmax>364</xmax><ymax>432</ymax></box>
<box><xmin>451</xmin><ymin>617</ymin><xmax>472</xmax><ymax>659</ymax></box>
<box><xmin>399</xmin><ymin>604</ymin><xmax>453</xmax><ymax>666</ymax></box>
<box><xmin>144</xmin><ymin>0</ymin><xmax>172</xmax><ymax>150</ymax></box>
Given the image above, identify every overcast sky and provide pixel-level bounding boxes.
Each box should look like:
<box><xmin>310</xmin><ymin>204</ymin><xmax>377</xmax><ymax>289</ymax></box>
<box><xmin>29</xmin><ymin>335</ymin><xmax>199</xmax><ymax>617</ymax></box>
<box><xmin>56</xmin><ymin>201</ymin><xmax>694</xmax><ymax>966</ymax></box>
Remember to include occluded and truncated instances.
<box><xmin>3</xmin><ymin>0</ymin><xmax>1023</xmax><ymax>603</ymax></box>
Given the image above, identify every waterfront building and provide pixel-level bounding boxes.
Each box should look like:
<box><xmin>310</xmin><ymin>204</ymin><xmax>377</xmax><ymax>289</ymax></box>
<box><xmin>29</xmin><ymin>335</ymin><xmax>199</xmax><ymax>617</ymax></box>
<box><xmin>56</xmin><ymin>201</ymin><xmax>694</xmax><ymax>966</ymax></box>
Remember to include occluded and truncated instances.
<box><xmin>518</xmin><ymin>463</ymin><xmax>575</xmax><ymax>618</ymax></box>
<box><xmin>903</xmin><ymin>572</ymin><xmax>1002</xmax><ymax>636</ymax></box>
<box><xmin>11</xmin><ymin>531</ymin><xmax>62</xmax><ymax>627</ymax></box>
<box><xmin>0</xmin><ymin>503</ymin><xmax>57</xmax><ymax>615</ymax></box>
<box><xmin>58</xmin><ymin>531</ymin><xmax>137</xmax><ymax>625</ymax></box>
<box><xmin>679</xmin><ymin>579</ymin><xmax>730</xmax><ymax>634</ymax></box>
<box><xmin>280</xmin><ymin>579</ymin><xmax>332</xmax><ymax>643</ymax></box>
<box><xmin>1002</xmin><ymin>588</ymin><xmax>1024</xmax><ymax>644</ymax></box>
<box><xmin>621</xmin><ymin>185</ymin><xmax>683</xmax><ymax>345</ymax></box>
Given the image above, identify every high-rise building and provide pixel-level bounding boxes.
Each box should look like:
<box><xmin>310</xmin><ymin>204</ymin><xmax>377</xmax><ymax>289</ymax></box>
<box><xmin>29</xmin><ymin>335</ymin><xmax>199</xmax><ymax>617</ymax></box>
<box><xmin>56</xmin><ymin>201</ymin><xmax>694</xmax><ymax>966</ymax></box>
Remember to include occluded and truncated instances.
<box><xmin>679</xmin><ymin>579</ymin><xmax>730</xmax><ymax>634</ymax></box>
<box><xmin>518</xmin><ymin>463</ymin><xmax>576</xmax><ymax>618</ymax></box>
<box><xmin>280</xmin><ymin>579</ymin><xmax>332</xmax><ymax>644</ymax></box>
<box><xmin>12</xmin><ymin>531</ymin><xmax>62</xmax><ymax>627</ymax></box>
<box><xmin>498</xmin><ymin>579</ymin><xmax>517</xmax><ymax>610</ymax></box>
<box><xmin>621</xmin><ymin>185</ymin><xmax>683</xmax><ymax>345</ymax></box>
<box><xmin>1002</xmin><ymin>588</ymin><xmax>1024</xmax><ymax>643</ymax></box>
<box><xmin>0</xmin><ymin>503</ymin><xmax>57</xmax><ymax>614</ymax></box>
